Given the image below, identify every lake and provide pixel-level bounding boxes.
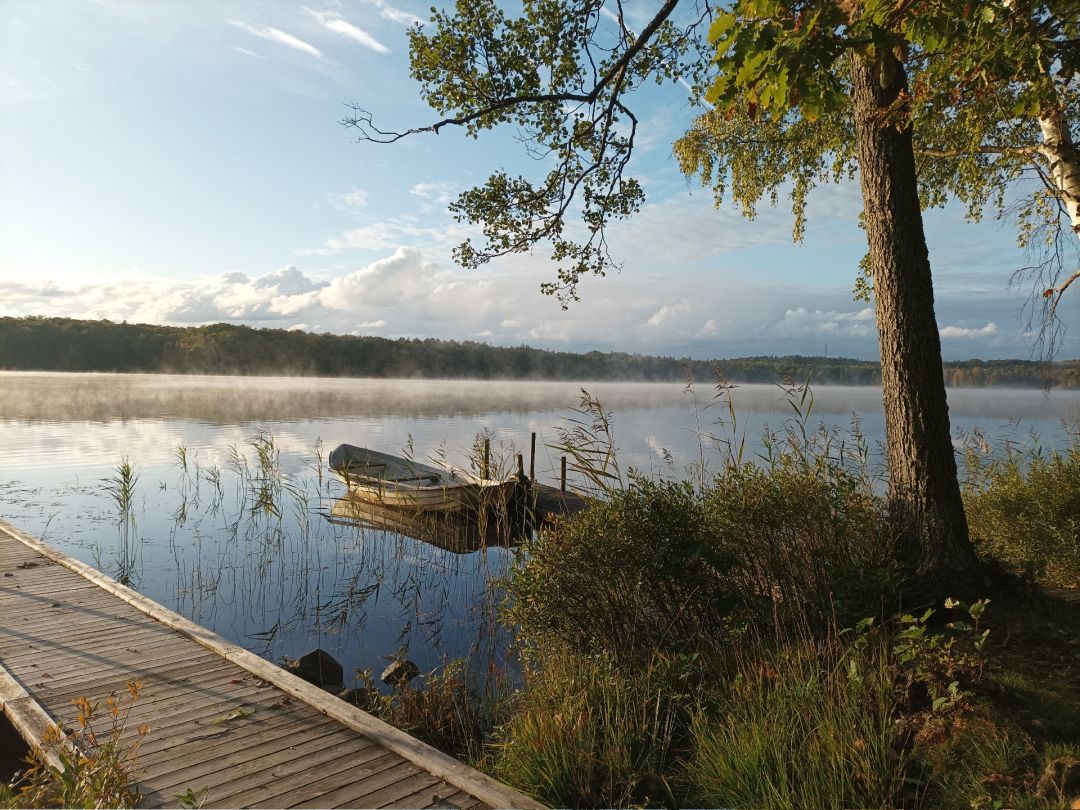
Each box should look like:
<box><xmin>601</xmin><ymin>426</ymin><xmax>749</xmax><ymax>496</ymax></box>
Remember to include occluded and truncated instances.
<box><xmin>2</xmin><ymin>371</ymin><xmax>1078</xmax><ymax>687</ymax></box>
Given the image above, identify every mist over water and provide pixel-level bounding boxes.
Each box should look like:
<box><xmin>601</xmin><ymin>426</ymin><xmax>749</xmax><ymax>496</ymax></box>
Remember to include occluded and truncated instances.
<box><xmin>2</xmin><ymin>371</ymin><xmax>1078</xmax><ymax>685</ymax></box>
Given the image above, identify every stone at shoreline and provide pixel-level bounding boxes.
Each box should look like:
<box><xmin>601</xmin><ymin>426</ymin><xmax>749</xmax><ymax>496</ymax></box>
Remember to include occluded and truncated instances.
<box><xmin>285</xmin><ymin>649</ymin><xmax>344</xmax><ymax>691</ymax></box>
<box><xmin>1036</xmin><ymin>757</ymin><xmax>1080</xmax><ymax>803</ymax></box>
<box><xmin>381</xmin><ymin>659</ymin><xmax>420</xmax><ymax>687</ymax></box>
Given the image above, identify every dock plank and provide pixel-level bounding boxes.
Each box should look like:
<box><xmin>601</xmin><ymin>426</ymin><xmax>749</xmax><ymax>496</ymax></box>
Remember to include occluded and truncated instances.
<box><xmin>0</xmin><ymin>519</ymin><xmax>543</xmax><ymax>810</ymax></box>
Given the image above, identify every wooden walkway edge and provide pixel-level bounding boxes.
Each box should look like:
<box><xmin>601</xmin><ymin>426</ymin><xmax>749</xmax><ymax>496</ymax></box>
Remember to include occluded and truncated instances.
<box><xmin>0</xmin><ymin>518</ymin><xmax>544</xmax><ymax>809</ymax></box>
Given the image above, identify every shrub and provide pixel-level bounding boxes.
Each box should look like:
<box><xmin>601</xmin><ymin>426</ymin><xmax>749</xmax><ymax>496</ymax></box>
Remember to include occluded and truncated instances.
<box><xmin>704</xmin><ymin>460</ymin><xmax>896</xmax><ymax>628</ymax></box>
<box><xmin>506</xmin><ymin>478</ymin><xmax>733</xmax><ymax>664</ymax></box>
<box><xmin>963</xmin><ymin>441</ymin><xmax>1080</xmax><ymax>588</ymax></box>
<box><xmin>1</xmin><ymin>681</ymin><xmax>147</xmax><ymax>809</ymax></box>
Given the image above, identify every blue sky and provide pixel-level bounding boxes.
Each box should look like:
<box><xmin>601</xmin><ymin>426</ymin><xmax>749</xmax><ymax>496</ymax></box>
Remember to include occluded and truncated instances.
<box><xmin>1</xmin><ymin>0</ymin><xmax>1075</xmax><ymax>360</ymax></box>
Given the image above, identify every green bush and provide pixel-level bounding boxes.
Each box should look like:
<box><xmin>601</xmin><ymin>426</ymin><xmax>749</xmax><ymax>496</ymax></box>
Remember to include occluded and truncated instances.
<box><xmin>704</xmin><ymin>461</ymin><xmax>896</xmax><ymax>627</ymax></box>
<box><xmin>963</xmin><ymin>442</ymin><xmax>1080</xmax><ymax>588</ymax></box>
<box><xmin>506</xmin><ymin>479</ymin><xmax>733</xmax><ymax>663</ymax></box>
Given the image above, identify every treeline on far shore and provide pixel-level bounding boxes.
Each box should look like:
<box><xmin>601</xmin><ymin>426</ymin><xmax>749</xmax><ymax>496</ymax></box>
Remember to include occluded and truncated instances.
<box><xmin>1</xmin><ymin>316</ymin><xmax>1077</xmax><ymax>388</ymax></box>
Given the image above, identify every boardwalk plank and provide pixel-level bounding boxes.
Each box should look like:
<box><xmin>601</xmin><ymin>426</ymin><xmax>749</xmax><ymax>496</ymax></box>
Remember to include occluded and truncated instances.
<box><xmin>297</xmin><ymin>759</ymin><xmax>421</xmax><ymax>809</ymax></box>
<box><xmin>195</xmin><ymin>732</ymin><xmax>379</xmax><ymax>806</ymax></box>
<box><xmin>134</xmin><ymin>702</ymin><xmax>314</xmax><ymax>763</ymax></box>
<box><xmin>250</xmin><ymin>750</ymin><xmax>403</xmax><ymax>809</ymax></box>
<box><xmin>150</xmin><ymin>728</ymin><xmax>374</xmax><ymax>795</ymax></box>
<box><xmin>343</xmin><ymin>769</ymin><xmax>444</xmax><ymax>808</ymax></box>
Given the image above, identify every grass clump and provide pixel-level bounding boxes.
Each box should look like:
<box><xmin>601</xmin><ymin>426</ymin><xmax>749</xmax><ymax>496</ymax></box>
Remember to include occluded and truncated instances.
<box><xmin>683</xmin><ymin>634</ymin><xmax>906</xmax><ymax>809</ymax></box>
<box><xmin>493</xmin><ymin>650</ymin><xmax>697</xmax><ymax>808</ymax></box>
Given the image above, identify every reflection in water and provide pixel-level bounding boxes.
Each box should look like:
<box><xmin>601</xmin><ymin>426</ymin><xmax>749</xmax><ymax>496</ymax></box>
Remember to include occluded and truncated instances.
<box><xmin>1</xmin><ymin>372</ymin><xmax>1079</xmax><ymax>690</ymax></box>
<box><xmin>328</xmin><ymin>495</ymin><xmax>531</xmax><ymax>555</ymax></box>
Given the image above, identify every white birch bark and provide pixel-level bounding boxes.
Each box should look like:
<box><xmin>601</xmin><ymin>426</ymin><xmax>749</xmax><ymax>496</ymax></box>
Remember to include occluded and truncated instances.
<box><xmin>1037</xmin><ymin>107</ymin><xmax>1080</xmax><ymax>239</ymax></box>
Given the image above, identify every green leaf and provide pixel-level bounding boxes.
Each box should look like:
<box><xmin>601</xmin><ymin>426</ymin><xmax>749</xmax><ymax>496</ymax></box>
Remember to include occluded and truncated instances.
<box><xmin>708</xmin><ymin>12</ymin><xmax>738</xmax><ymax>44</ymax></box>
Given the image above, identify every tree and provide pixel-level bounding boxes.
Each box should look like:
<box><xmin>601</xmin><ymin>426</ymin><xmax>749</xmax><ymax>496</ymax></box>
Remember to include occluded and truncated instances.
<box><xmin>346</xmin><ymin>0</ymin><xmax>1078</xmax><ymax>592</ymax></box>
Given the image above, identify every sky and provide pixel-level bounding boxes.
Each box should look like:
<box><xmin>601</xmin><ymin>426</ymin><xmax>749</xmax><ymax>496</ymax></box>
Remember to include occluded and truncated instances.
<box><xmin>1</xmin><ymin>0</ymin><xmax>1076</xmax><ymax>361</ymax></box>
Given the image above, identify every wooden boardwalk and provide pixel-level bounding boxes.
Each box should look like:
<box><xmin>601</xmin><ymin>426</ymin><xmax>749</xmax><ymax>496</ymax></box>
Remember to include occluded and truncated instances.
<box><xmin>0</xmin><ymin>520</ymin><xmax>543</xmax><ymax>809</ymax></box>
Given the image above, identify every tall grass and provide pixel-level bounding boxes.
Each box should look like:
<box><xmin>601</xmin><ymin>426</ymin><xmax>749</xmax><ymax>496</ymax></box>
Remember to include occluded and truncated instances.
<box><xmin>683</xmin><ymin>633</ymin><xmax>907</xmax><ymax>810</ymax></box>
<box><xmin>493</xmin><ymin>651</ymin><xmax>695</xmax><ymax>808</ymax></box>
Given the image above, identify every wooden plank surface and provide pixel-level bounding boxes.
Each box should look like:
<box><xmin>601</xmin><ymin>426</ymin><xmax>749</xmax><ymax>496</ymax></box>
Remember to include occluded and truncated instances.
<box><xmin>0</xmin><ymin>520</ymin><xmax>544</xmax><ymax>809</ymax></box>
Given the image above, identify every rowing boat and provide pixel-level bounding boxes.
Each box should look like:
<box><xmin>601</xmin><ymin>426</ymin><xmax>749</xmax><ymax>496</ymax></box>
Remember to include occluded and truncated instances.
<box><xmin>328</xmin><ymin>444</ymin><xmax>511</xmax><ymax>512</ymax></box>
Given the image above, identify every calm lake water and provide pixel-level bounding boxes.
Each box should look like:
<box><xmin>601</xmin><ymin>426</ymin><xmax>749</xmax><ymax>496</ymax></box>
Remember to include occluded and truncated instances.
<box><xmin>2</xmin><ymin>371</ymin><xmax>1078</xmax><ymax>686</ymax></box>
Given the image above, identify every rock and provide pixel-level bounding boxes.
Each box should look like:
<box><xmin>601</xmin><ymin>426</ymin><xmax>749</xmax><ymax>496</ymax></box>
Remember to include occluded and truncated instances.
<box><xmin>285</xmin><ymin>649</ymin><xmax>343</xmax><ymax>691</ymax></box>
<box><xmin>381</xmin><ymin>659</ymin><xmax>420</xmax><ymax>687</ymax></box>
<box><xmin>1036</xmin><ymin>757</ymin><xmax>1080</xmax><ymax>803</ymax></box>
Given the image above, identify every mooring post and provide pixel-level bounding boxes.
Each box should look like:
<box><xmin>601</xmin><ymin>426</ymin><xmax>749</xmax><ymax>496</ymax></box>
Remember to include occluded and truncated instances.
<box><xmin>529</xmin><ymin>432</ymin><xmax>536</xmax><ymax>482</ymax></box>
<box><xmin>482</xmin><ymin>437</ymin><xmax>490</xmax><ymax>480</ymax></box>
<box><xmin>560</xmin><ymin>455</ymin><xmax>567</xmax><ymax>492</ymax></box>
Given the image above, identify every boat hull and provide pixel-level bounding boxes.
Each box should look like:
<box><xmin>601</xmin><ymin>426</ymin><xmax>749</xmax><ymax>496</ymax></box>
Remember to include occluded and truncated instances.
<box><xmin>329</xmin><ymin>443</ymin><xmax>512</xmax><ymax>513</ymax></box>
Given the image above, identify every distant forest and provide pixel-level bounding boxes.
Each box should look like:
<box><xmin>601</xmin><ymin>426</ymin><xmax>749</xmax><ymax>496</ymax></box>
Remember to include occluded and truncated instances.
<box><xmin>2</xmin><ymin>316</ymin><xmax>1077</xmax><ymax>388</ymax></box>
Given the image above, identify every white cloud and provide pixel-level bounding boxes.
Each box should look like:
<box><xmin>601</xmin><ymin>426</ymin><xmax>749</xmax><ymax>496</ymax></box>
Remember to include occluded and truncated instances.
<box><xmin>233</xmin><ymin>46</ymin><xmax>266</xmax><ymax>59</ymax></box>
<box><xmin>410</xmin><ymin>181</ymin><xmax>456</xmax><ymax>205</ymax></box>
<box><xmin>301</xmin><ymin>8</ymin><xmax>389</xmax><ymax>54</ymax></box>
<box><xmin>646</xmin><ymin>302</ymin><xmax>689</xmax><ymax>327</ymax></box>
<box><xmin>940</xmin><ymin>323</ymin><xmax>998</xmax><ymax>338</ymax></box>
<box><xmin>0</xmin><ymin>249</ymin><xmax>1036</xmax><ymax>361</ymax></box>
<box><xmin>230</xmin><ymin>20</ymin><xmax>323</xmax><ymax>59</ymax></box>
<box><xmin>358</xmin><ymin>0</ymin><xmax>423</xmax><ymax>27</ymax></box>
<box><xmin>329</xmin><ymin>189</ymin><xmax>369</xmax><ymax>214</ymax></box>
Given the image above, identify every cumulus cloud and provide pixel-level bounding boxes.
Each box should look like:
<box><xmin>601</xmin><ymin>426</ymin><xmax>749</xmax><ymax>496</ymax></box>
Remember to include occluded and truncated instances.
<box><xmin>301</xmin><ymin>8</ymin><xmax>389</xmax><ymax>53</ymax></box>
<box><xmin>646</xmin><ymin>302</ymin><xmax>689</xmax><ymax>327</ymax></box>
<box><xmin>230</xmin><ymin>20</ymin><xmax>323</xmax><ymax>58</ymax></box>
<box><xmin>0</xmin><ymin>247</ymin><xmax>1038</xmax><ymax>360</ymax></box>
<box><xmin>940</xmin><ymin>323</ymin><xmax>998</xmax><ymax>338</ymax></box>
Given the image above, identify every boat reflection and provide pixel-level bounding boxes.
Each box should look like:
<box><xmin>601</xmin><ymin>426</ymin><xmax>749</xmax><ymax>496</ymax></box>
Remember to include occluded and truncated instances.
<box><xmin>327</xmin><ymin>494</ymin><xmax>532</xmax><ymax>554</ymax></box>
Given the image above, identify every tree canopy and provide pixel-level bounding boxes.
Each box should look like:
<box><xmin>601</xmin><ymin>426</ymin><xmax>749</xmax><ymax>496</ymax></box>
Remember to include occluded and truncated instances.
<box><xmin>348</xmin><ymin>0</ymin><xmax>1078</xmax><ymax>330</ymax></box>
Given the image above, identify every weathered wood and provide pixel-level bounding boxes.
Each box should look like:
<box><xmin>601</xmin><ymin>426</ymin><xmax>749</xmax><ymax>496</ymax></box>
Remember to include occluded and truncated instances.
<box><xmin>300</xmin><ymin>759</ymin><xmax>421</xmax><ymax>808</ymax></box>
<box><xmin>337</xmin><ymin>768</ymin><xmax>443</xmax><ymax>808</ymax></box>
<box><xmin>182</xmin><ymin>736</ymin><xmax>384</xmax><ymax>807</ymax></box>
<box><xmin>254</xmin><ymin>750</ymin><xmax>404</xmax><ymax>808</ymax></box>
<box><xmin>392</xmin><ymin>783</ymin><xmax>472</xmax><ymax>809</ymax></box>
<box><xmin>201</xmin><ymin>734</ymin><xmax>387</xmax><ymax>806</ymax></box>
<box><xmin>0</xmin><ymin>520</ymin><xmax>543</xmax><ymax>810</ymax></box>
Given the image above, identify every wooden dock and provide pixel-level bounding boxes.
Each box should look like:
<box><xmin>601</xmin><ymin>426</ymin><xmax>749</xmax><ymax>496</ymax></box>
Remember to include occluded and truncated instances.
<box><xmin>0</xmin><ymin>519</ymin><xmax>543</xmax><ymax>809</ymax></box>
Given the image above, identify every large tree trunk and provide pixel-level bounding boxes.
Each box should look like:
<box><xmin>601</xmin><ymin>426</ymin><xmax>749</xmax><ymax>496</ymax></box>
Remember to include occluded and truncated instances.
<box><xmin>849</xmin><ymin>51</ymin><xmax>979</xmax><ymax>593</ymax></box>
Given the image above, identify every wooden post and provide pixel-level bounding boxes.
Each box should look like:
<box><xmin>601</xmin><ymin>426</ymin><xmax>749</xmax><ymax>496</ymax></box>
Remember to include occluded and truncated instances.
<box><xmin>560</xmin><ymin>455</ymin><xmax>567</xmax><ymax>492</ymax></box>
<box><xmin>482</xmin><ymin>438</ymin><xmax>490</xmax><ymax>480</ymax></box>
<box><xmin>529</xmin><ymin>432</ymin><xmax>536</xmax><ymax>483</ymax></box>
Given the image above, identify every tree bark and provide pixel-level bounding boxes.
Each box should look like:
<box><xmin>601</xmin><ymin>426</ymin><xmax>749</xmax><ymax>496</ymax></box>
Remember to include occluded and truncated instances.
<box><xmin>849</xmin><ymin>51</ymin><xmax>979</xmax><ymax>593</ymax></box>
